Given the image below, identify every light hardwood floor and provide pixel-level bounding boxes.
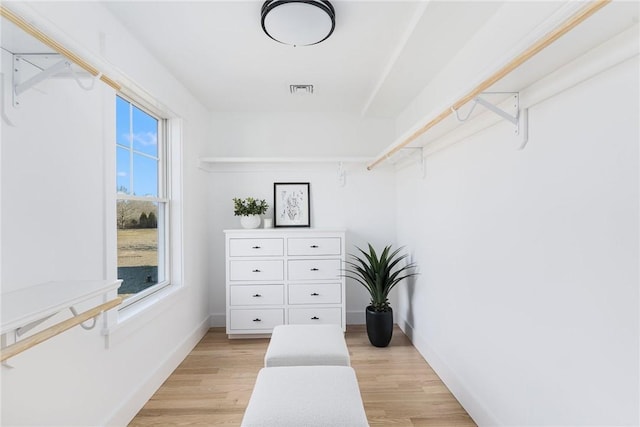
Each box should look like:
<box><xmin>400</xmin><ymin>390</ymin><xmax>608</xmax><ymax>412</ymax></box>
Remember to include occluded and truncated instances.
<box><xmin>129</xmin><ymin>325</ymin><xmax>476</xmax><ymax>426</ymax></box>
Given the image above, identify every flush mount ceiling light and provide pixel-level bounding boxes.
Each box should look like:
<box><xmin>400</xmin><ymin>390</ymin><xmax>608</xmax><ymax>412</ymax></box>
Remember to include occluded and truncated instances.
<box><xmin>261</xmin><ymin>0</ymin><xmax>335</xmax><ymax>47</ymax></box>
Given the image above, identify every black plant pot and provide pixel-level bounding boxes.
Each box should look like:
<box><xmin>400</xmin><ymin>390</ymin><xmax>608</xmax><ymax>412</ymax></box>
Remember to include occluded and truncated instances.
<box><xmin>365</xmin><ymin>306</ymin><xmax>393</xmax><ymax>347</ymax></box>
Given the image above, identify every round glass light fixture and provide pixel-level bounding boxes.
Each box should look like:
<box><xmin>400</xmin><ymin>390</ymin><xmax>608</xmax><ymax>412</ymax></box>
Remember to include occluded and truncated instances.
<box><xmin>261</xmin><ymin>1</ymin><xmax>335</xmax><ymax>47</ymax></box>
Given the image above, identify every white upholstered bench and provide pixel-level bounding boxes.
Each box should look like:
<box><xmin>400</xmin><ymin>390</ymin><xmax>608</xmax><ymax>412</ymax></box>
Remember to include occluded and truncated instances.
<box><xmin>264</xmin><ymin>324</ymin><xmax>350</xmax><ymax>367</ymax></box>
<box><xmin>241</xmin><ymin>366</ymin><xmax>369</xmax><ymax>427</ymax></box>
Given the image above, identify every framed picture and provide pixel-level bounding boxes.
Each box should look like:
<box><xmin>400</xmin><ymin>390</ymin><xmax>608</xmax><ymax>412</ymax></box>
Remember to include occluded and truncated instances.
<box><xmin>274</xmin><ymin>182</ymin><xmax>310</xmax><ymax>227</ymax></box>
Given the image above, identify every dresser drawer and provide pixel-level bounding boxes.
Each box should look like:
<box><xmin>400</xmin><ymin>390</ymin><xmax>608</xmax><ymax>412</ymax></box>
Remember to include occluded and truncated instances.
<box><xmin>230</xmin><ymin>260</ymin><xmax>284</xmax><ymax>281</ymax></box>
<box><xmin>288</xmin><ymin>259</ymin><xmax>341</xmax><ymax>281</ymax></box>
<box><xmin>288</xmin><ymin>308</ymin><xmax>342</xmax><ymax>325</ymax></box>
<box><xmin>230</xmin><ymin>284</ymin><xmax>284</xmax><ymax>306</ymax></box>
<box><xmin>229</xmin><ymin>238</ymin><xmax>284</xmax><ymax>257</ymax></box>
<box><xmin>289</xmin><ymin>283</ymin><xmax>342</xmax><ymax>304</ymax></box>
<box><xmin>229</xmin><ymin>309</ymin><xmax>284</xmax><ymax>330</ymax></box>
<box><xmin>287</xmin><ymin>237</ymin><xmax>341</xmax><ymax>256</ymax></box>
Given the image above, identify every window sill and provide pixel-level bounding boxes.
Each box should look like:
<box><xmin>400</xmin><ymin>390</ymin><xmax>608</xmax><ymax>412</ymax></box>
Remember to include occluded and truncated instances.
<box><xmin>103</xmin><ymin>283</ymin><xmax>185</xmax><ymax>347</ymax></box>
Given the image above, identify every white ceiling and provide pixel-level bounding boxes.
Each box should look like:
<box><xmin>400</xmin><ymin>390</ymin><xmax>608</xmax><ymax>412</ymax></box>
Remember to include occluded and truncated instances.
<box><xmin>102</xmin><ymin>0</ymin><xmax>506</xmax><ymax>117</ymax></box>
<box><xmin>2</xmin><ymin>1</ymin><xmax>637</xmax><ymax>120</ymax></box>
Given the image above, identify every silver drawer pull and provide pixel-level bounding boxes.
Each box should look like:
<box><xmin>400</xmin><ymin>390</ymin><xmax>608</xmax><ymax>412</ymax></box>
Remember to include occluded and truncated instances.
<box><xmin>252</xmin><ymin>246</ymin><xmax>261</xmax><ymax>249</ymax></box>
<box><xmin>253</xmin><ymin>318</ymin><xmax>261</xmax><ymax>322</ymax></box>
<box><xmin>311</xmin><ymin>316</ymin><xmax>320</xmax><ymax>320</ymax></box>
<box><xmin>252</xmin><ymin>269</ymin><xmax>261</xmax><ymax>273</ymax></box>
<box><xmin>310</xmin><ymin>292</ymin><xmax>320</xmax><ymax>296</ymax></box>
<box><xmin>310</xmin><ymin>245</ymin><xmax>319</xmax><ymax>248</ymax></box>
<box><xmin>252</xmin><ymin>294</ymin><xmax>262</xmax><ymax>297</ymax></box>
<box><xmin>310</xmin><ymin>268</ymin><xmax>319</xmax><ymax>271</ymax></box>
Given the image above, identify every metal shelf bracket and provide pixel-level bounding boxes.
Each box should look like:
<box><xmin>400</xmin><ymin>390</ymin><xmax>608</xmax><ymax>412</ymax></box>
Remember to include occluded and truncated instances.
<box><xmin>13</xmin><ymin>54</ymin><xmax>97</xmax><ymax>107</ymax></box>
<box><xmin>452</xmin><ymin>92</ymin><xmax>529</xmax><ymax>150</ymax></box>
<box><xmin>15</xmin><ymin>313</ymin><xmax>57</xmax><ymax>338</ymax></box>
<box><xmin>13</xmin><ymin>55</ymin><xmax>68</xmax><ymax>107</ymax></box>
<box><xmin>69</xmin><ymin>306</ymin><xmax>98</xmax><ymax>330</ymax></box>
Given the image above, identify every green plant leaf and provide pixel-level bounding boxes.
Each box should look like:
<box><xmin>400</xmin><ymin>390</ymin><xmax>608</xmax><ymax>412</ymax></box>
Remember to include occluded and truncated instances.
<box><xmin>233</xmin><ymin>197</ymin><xmax>269</xmax><ymax>216</ymax></box>
<box><xmin>343</xmin><ymin>244</ymin><xmax>418</xmax><ymax>311</ymax></box>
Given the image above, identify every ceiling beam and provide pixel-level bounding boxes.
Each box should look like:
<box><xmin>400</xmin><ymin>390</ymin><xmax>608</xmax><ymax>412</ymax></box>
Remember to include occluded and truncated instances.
<box><xmin>360</xmin><ymin>1</ymin><xmax>430</xmax><ymax>117</ymax></box>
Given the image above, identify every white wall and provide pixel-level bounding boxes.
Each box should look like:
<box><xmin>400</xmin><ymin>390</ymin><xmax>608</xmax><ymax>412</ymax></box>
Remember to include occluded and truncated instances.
<box><xmin>209</xmin><ymin>111</ymin><xmax>394</xmax><ymax>157</ymax></box>
<box><xmin>1</xmin><ymin>52</ymin><xmax>107</xmax><ymax>288</ymax></box>
<box><xmin>205</xmin><ymin>162</ymin><xmax>397</xmax><ymax>325</ymax></box>
<box><xmin>395</xmin><ymin>54</ymin><xmax>639</xmax><ymax>426</ymax></box>
<box><xmin>1</xmin><ymin>2</ymin><xmax>210</xmax><ymax>426</ymax></box>
<box><xmin>206</xmin><ymin>111</ymin><xmax>398</xmax><ymax>324</ymax></box>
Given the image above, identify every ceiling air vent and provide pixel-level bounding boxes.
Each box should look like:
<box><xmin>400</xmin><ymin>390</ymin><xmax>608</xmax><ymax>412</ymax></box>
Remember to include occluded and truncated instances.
<box><xmin>290</xmin><ymin>84</ymin><xmax>314</xmax><ymax>95</ymax></box>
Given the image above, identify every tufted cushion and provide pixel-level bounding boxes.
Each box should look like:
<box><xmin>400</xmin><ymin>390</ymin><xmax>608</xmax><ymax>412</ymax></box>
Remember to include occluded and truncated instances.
<box><xmin>264</xmin><ymin>324</ymin><xmax>350</xmax><ymax>367</ymax></box>
<box><xmin>241</xmin><ymin>366</ymin><xmax>369</xmax><ymax>427</ymax></box>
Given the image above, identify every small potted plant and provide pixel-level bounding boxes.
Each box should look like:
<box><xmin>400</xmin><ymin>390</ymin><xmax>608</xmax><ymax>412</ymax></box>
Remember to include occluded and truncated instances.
<box><xmin>345</xmin><ymin>244</ymin><xmax>418</xmax><ymax>347</ymax></box>
<box><xmin>233</xmin><ymin>197</ymin><xmax>269</xmax><ymax>229</ymax></box>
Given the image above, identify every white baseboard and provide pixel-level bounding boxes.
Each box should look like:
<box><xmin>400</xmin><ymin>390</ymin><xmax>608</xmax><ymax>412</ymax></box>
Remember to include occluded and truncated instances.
<box><xmin>346</xmin><ymin>310</ymin><xmax>365</xmax><ymax>325</ymax></box>
<box><xmin>397</xmin><ymin>316</ymin><xmax>501</xmax><ymax>427</ymax></box>
<box><xmin>209</xmin><ymin>312</ymin><xmax>226</xmax><ymax>328</ymax></box>
<box><xmin>103</xmin><ymin>316</ymin><xmax>210</xmax><ymax>426</ymax></box>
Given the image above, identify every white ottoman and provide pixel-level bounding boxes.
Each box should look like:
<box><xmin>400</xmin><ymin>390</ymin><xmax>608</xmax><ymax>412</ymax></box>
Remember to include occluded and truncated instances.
<box><xmin>241</xmin><ymin>366</ymin><xmax>369</xmax><ymax>427</ymax></box>
<box><xmin>264</xmin><ymin>324</ymin><xmax>350</xmax><ymax>367</ymax></box>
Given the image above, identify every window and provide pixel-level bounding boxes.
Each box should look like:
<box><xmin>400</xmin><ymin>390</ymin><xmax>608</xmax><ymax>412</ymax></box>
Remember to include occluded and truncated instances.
<box><xmin>116</xmin><ymin>95</ymin><xmax>169</xmax><ymax>303</ymax></box>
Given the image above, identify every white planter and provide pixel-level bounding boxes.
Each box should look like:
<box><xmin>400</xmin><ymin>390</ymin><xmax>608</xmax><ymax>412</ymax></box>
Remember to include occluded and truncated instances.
<box><xmin>240</xmin><ymin>214</ymin><xmax>261</xmax><ymax>229</ymax></box>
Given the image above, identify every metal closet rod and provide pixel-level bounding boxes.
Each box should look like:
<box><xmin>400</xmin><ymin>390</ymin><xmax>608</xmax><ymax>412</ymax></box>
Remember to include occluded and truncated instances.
<box><xmin>367</xmin><ymin>0</ymin><xmax>611</xmax><ymax>171</ymax></box>
<box><xmin>0</xmin><ymin>5</ymin><xmax>121</xmax><ymax>92</ymax></box>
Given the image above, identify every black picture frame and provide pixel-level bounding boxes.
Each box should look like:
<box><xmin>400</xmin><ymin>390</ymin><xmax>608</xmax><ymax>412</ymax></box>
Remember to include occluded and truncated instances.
<box><xmin>273</xmin><ymin>182</ymin><xmax>310</xmax><ymax>227</ymax></box>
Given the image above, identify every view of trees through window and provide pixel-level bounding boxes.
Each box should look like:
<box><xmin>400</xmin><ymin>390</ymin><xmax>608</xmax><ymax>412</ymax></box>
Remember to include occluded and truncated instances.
<box><xmin>116</xmin><ymin>95</ymin><xmax>166</xmax><ymax>300</ymax></box>
<box><xmin>116</xmin><ymin>200</ymin><xmax>159</xmax><ymax>297</ymax></box>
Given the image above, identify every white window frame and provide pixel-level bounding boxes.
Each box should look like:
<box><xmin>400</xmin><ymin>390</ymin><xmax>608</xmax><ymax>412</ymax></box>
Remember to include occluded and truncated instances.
<box><xmin>115</xmin><ymin>95</ymin><xmax>172</xmax><ymax>310</ymax></box>
<box><xmin>105</xmin><ymin>122</ymin><xmax>184</xmax><ymax>343</ymax></box>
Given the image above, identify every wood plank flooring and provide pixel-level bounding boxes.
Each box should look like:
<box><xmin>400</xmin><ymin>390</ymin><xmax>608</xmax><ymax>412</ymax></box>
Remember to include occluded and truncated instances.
<box><xmin>129</xmin><ymin>325</ymin><xmax>476</xmax><ymax>426</ymax></box>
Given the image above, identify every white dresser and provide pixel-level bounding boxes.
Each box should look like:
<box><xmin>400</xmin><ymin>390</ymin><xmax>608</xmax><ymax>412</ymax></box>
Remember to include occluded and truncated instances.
<box><xmin>224</xmin><ymin>229</ymin><xmax>346</xmax><ymax>337</ymax></box>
